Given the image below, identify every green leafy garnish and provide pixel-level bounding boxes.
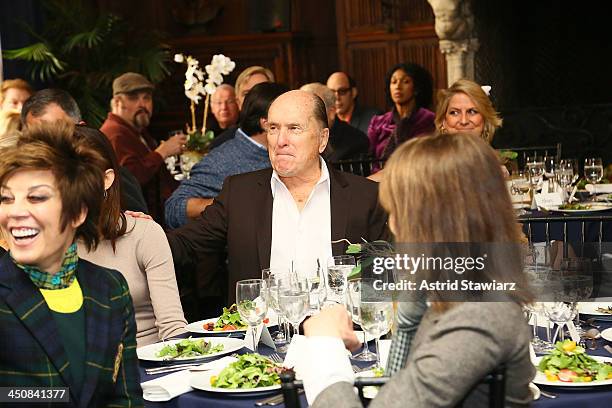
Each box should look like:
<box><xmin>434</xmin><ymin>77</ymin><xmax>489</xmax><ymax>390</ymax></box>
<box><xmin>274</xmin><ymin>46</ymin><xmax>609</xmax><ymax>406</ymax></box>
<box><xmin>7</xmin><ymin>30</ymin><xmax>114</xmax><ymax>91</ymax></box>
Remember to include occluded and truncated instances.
<box><xmin>212</xmin><ymin>354</ymin><xmax>284</xmax><ymax>389</ymax></box>
<box><xmin>214</xmin><ymin>304</ymin><xmax>248</xmax><ymax>330</ymax></box>
<box><xmin>558</xmin><ymin>203</ymin><xmax>591</xmax><ymax>210</ymax></box>
<box><xmin>538</xmin><ymin>340</ymin><xmax>612</xmax><ymax>382</ymax></box>
<box><xmin>156</xmin><ymin>338</ymin><xmax>224</xmax><ymax>359</ymax></box>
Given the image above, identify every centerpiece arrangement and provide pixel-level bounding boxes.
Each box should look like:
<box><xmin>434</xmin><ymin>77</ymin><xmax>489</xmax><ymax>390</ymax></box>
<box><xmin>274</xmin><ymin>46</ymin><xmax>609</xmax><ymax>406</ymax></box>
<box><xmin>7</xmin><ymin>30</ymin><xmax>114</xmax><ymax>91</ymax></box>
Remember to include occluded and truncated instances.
<box><xmin>172</xmin><ymin>52</ymin><xmax>235</xmax><ymax>177</ymax></box>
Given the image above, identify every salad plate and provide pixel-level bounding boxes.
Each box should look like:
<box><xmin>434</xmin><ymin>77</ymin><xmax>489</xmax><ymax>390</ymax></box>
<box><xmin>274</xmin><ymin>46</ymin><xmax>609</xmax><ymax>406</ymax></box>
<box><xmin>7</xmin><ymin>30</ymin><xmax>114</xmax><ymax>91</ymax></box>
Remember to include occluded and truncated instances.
<box><xmin>190</xmin><ymin>354</ymin><xmax>282</xmax><ymax>395</ymax></box>
<box><xmin>137</xmin><ymin>337</ymin><xmax>244</xmax><ymax>362</ymax></box>
<box><xmin>533</xmin><ymin>340</ymin><xmax>612</xmax><ymax>387</ymax></box>
<box><xmin>601</xmin><ymin>328</ymin><xmax>612</xmax><ymax>342</ymax></box>
<box><xmin>543</xmin><ymin>204</ymin><xmax>612</xmax><ymax>213</ymax></box>
<box><xmin>186</xmin><ymin>306</ymin><xmax>277</xmax><ymax>334</ymax></box>
<box><xmin>577</xmin><ymin>302</ymin><xmax>612</xmax><ymax>321</ymax></box>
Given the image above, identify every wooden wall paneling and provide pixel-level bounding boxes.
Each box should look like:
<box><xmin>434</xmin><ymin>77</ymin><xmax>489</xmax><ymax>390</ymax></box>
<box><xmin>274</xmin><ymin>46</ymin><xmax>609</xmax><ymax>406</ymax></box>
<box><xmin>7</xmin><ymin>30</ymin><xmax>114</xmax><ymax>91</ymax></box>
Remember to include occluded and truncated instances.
<box><xmin>347</xmin><ymin>42</ymin><xmax>395</xmax><ymax>110</ymax></box>
<box><xmin>342</xmin><ymin>0</ymin><xmax>388</xmax><ymax>33</ymax></box>
<box><xmin>397</xmin><ymin>0</ymin><xmax>434</xmax><ymax>27</ymax></box>
<box><xmin>398</xmin><ymin>37</ymin><xmax>447</xmax><ymax>98</ymax></box>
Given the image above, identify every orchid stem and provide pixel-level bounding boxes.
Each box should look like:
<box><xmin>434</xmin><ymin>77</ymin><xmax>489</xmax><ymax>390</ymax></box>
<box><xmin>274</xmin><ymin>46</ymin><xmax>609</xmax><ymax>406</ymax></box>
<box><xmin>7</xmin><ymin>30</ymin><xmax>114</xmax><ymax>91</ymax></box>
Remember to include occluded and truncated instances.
<box><xmin>190</xmin><ymin>100</ymin><xmax>196</xmax><ymax>133</ymax></box>
<box><xmin>201</xmin><ymin>93</ymin><xmax>210</xmax><ymax>134</ymax></box>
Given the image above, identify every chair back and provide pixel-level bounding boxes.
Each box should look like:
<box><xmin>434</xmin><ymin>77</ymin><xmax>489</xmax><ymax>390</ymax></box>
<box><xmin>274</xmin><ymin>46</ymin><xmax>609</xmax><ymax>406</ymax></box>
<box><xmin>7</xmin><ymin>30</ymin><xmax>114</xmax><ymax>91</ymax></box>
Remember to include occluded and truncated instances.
<box><xmin>519</xmin><ymin>214</ymin><xmax>612</xmax><ymax>244</ymax></box>
<box><xmin>280</xmin><ymin>364</ymin><xmax>506</xmax><ymax>408</ymax></box>
<box><xmin>329</xmin><ymin>157</ymin><xmax>386</xmax><ymax>177</ymax></box>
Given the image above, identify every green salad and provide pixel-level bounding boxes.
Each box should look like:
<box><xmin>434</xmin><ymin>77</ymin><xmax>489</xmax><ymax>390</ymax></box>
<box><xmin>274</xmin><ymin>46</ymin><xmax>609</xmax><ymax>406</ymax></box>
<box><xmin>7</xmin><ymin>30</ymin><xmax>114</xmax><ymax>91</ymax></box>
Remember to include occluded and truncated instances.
<box><xmin>558</xmin><ymin>203</ymin><xmax>591</xmax><ymax>210</ymax></box>
<box><xmin>156</xmin><ymin>338</ymin><xmax>224</xmax><ymax>359</ymax></box>
<box><xmin>538</xmin><ymin>340</ymin><xmax>612</xmax><ymax>382</ymax></box>
<box><xmin>210</xmin><ymin>354</ymin><xmax>284</xmax><ymax>389</ymax></box>
<box><xmin>207</xmin><ymin>304</ymin><xmax>248</xmax><ymax>331</ymax></box>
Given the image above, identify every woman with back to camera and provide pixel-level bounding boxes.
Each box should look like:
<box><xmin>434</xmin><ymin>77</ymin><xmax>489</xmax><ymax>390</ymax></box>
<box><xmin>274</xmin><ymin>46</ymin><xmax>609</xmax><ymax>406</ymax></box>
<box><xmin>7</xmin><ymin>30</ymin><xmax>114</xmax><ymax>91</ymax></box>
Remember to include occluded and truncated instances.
<box><xmin>0</xmin><ymin>122</ymin><xmax>142</xmax><ymax>406</ymax></box>
<box><xmin>299</xmin><ymin>133</ymin><xmax>535</xmax><ymax>407</ymax></box>
<box><xmin>74</xmin><ymin>125</ymin><xmax>187</xmax><ymax>347</ymax></box>
<box><xmin>367</xmin><ymin>63</ymin><xmax>435</xmax><ymax>163</ymax></box>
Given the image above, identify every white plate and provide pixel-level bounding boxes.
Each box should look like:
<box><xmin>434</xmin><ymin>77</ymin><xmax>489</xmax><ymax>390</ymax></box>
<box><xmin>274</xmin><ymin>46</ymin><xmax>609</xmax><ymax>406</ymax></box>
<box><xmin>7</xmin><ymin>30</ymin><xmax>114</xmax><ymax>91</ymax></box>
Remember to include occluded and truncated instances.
<box><xmin>136</xmin><ymin>337</ymin><xmax>244</xmax><ymax>362</ymax></box>
<box><xmin>601</xmin><ymin>328</ymin><xmax>612</xmax><ymax>342</ymax></box>
<box><xmin>190</xmin><ymin>369</ymin><xmax>280</xmax><ymax>395</ymax></box>
<box><xmin>544</xmin><ymin>204</ymin><xmax>612</xmax><ymax>213</ymax></box>
<box><xmin>578</xmin><ymin>302</ymin><xmax>612</xmax><ymax>320</ymax></box>
<box><xmin>186</xmin><ymin>310</ymin><xmax>278</xmax><ymax>334</ymax></box>
<box><xmin>533</xmin><ymin>355</ymin><xmax>612</xmax><ymax>387</ymax></box>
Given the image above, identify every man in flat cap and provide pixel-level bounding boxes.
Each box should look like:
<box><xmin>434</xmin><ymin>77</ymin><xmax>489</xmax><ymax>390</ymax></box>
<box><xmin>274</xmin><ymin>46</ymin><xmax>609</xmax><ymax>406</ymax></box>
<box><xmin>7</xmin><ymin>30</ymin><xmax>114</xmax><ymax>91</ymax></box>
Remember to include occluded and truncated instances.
<box><xmin>101</xmin><ymin>72</ymin><xmax>187</xmax><ymax>224</ymax></box>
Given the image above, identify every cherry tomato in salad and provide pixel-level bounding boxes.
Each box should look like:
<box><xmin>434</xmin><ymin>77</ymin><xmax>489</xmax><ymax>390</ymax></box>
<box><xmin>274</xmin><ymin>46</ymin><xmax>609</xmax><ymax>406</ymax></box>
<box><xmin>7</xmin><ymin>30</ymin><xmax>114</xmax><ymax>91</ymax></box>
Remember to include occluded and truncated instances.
<box><xmin>557</xmin><ymin>369</ymin><xmax>578</xmax><ymax>382</ymax></box>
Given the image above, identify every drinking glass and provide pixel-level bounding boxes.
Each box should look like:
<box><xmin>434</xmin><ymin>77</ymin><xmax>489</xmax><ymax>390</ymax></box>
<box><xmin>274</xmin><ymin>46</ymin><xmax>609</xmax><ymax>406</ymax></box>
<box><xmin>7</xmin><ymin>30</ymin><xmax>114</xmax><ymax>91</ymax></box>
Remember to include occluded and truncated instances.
<box><xmin>278</xmin><ymin>276</ymin><xmax>310</xmax><ymax>341</ymax></box>
<box><xmin>526</xmin><ymin>159</ymin><xmax>545</xmax><ymax>192</ymax></box>
<box><xmin>236</xmin><ymin>279</ymin><xmax>268</xmax><ymax>353</ymax></box>
<box><xmin>346</xmin><ymin>279</ymin><xmax>377</xmax><ymax>362</ymax></box>
<box><xmin>359</xmin><ymin>279</ymin><xmax>393</xmax><ymax>368</ymax></box>
<box><xmin>584</xmin><ymin>157</ymin><xmax>604</xmax><ymax>200</ymax></box>
<box><xmin>543</xmin><ymin>302</ymin><xmax>577</xmax><ymax>342</ymax></box>
<box><xmin>262</xmin><ymin>268</ymin><xmax>289</xmax><ymax>350</ymax></box>
<box><xmin>306</xmin><ymin>259</ymin><xmax>327</xmax><ymax>311</ymax></box>
<box><xmin>327</xmin><ymin>255</ymin><xmax>356</xmax><ymax>304</ymax></box>
<box><xmin>543</xmin><ymin>156</ymin><xmax>558</xmax><ymax>192</ymax></box>
<box><xmin>560</xmin><ymin>258</ymin><xmax>593</xmax><ymax>335</ymax></box>
<box><xmin>557</xmin><ymin>161</ymin><xmax>574</xmax><ymax>203</ymax></box>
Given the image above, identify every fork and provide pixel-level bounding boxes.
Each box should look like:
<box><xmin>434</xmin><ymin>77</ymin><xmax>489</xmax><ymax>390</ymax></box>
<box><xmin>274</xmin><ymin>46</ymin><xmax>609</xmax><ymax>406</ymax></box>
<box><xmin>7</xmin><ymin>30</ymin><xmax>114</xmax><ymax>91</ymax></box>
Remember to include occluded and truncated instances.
<box><xmin>269</xmin><ymin>352</ymin><xmax>283</xmax><ymax>364</ymax></box>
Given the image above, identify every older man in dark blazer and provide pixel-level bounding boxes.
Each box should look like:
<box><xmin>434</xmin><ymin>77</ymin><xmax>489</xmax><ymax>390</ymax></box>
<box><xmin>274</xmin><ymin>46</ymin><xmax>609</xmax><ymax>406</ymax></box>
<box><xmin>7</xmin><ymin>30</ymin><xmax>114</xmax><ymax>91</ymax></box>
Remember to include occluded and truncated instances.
<box><xmin>168</xmin><ymin>90</ymin><xmax>388</xmax><ymax>303</ymax></box>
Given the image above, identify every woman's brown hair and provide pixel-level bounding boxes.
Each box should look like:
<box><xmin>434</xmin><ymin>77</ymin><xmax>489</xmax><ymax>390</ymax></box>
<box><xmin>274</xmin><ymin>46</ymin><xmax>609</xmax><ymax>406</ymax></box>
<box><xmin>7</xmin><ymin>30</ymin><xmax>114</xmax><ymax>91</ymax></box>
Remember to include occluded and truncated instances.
<box><xmin>72</xmin><ymin>126</ymin><xmax>127</xmax><ymax>250</ymax></box>
<box><xmin>0</xmin><ymin>121</ymin><xmax>105</xmax><ymax>251</ymax></box>
<box><xmin>435</xmin><ymin>79</ymin><xmax>502</xmax><ymax>144</ymax></box>
<box><xmin>379</xmin><ymin>132</ymin><xmax>532</xmax><ymax>308</ymax></box>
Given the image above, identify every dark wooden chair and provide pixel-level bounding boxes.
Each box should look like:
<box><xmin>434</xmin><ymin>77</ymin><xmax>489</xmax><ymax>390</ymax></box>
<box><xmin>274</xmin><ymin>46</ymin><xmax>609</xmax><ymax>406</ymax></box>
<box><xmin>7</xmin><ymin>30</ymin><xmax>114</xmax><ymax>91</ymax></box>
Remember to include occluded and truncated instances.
<box><xmin>329</xmin><ymin>157</ymin><xmax>386</xmax><ymax>177</ymax></box>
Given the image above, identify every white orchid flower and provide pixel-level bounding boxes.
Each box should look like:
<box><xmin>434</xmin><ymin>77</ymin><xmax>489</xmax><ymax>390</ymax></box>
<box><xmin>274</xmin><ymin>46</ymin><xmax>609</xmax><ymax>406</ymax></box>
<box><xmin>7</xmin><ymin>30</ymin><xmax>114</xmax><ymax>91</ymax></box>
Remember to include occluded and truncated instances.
<box><xmin>185</xmin><ymin>87</ymin><xmax>202</xmax><ymax>103</ymax></box>
<box><xmin>204</xmin><ymin>80</ymin><xmax>217</xmax><ymax>95</ymax></box>
<box><xmin>174</xmin><ymin>53</ymin><xmax>184</xmax><ymax>63</ymax></box>
<box><xmin>481</xmin><ymin>85</ymin><xmax>492</xmax><ymax>96</ymax></box>
<box><xmin>211</xmin><ymin>54</ymin><xmax>235</xmax><ymax>75</ymax></box>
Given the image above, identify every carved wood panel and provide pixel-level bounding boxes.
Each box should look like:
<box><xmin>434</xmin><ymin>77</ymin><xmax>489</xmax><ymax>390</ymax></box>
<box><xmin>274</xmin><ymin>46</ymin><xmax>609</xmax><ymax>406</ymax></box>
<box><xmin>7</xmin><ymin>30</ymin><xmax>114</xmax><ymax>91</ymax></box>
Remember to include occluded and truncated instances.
<box><xmin>398</xmin><ymin>37</ymin><xmax>447</xmax><ymax>98</ymax></box>
<box><xmin>346</xmin><ymin>42</ymin><xmax>396</xmax><ymax>109</ymax></box>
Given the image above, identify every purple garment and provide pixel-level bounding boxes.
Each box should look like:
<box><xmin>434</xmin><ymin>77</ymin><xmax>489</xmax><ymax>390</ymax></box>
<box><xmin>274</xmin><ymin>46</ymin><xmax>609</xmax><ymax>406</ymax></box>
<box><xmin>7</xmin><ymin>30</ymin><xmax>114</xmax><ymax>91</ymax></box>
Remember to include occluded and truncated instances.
<box><xmin>367</xmin><ymin>108</ymin><xmax>435</xmax><ymax>160</ymax></box>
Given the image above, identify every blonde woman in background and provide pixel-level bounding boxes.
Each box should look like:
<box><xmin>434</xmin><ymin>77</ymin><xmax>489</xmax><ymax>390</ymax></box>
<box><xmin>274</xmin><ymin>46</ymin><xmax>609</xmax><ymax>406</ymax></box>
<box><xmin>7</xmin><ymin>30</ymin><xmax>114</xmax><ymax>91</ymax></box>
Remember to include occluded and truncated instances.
<box><xmin>435</xmin><ymin>78</ymin><xmax>502</xmax><ymax>144</ymax></box>
<box><xmin>0</xmin><ymin>109</ymin><xmax>21</xmax><ymax>139</ymax></box>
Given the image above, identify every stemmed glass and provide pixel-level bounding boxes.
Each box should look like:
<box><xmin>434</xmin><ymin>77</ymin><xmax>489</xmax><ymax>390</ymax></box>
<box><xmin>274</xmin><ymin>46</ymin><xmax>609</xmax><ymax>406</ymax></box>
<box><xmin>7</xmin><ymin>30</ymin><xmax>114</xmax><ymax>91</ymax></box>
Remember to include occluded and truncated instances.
<box><xmin>557</xmin><ymin>161</ymin><xmax>574</xmax><ymax>204</ymax></box>
<box><xmin>262</xmin><ymin>268</ymin><xmax>289</xmax><ymax>351</ymax></box>
<box><xmin>236</xmin><ymin>279</ymin><xmax>268</xmax><ymax>354</ymax></box>
<box><xmin>346</xmin><ymin>279</ymin><xmax>377</xmax><ymax>362</ymax></box>
<box><xmin>278</xmin><ymin>276</ymin><xmax>310</xmax><ymax>343</ymax></box>
<box><xmin>526</xmin><ymin>158</ymin><xmax>545</xmax><ymax>193</ymax></box>
<box><xmin>543</xmin><ymin>301</ymin><xmax>577</xmax><ymax>343</ymax></box>
<box><xmin>543</xmin><ymin>156</ymin><xmax>557</xmax><ymax>192</ymax></box>
<box><xmin>306</xmin><ymin>259</ymin><xmax>327</xmax><ymax>311</ymax></box>
<box><xmin>511</xmin><ymin>171</ymin><xmax>531</xmax><ymax>214</ymax></box>
<box><xmin>326</xmin><ymin>255</ymin><xmax>356</xmax><ymax>304</ymax></box>
<box><xmin>584</xmin><ymin>157</ymin><xmax>604</xmax><ymax>200</ymax></box>
<box><xmin>359</xmin><ymin>279</ymin><xmax>393</xmax><ymax>369</ymax></box>
<box><xmin>560</xmin><ymin>258</ymin><xmax>593</xmax><ymax>336</ymax></box>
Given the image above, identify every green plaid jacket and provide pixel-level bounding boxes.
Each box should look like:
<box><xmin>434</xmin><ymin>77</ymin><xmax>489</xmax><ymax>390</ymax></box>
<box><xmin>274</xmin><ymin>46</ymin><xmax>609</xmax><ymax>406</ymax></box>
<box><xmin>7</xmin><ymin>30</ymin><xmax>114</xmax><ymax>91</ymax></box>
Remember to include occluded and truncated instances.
<box><xmin>0</xmin><ymin>253</ymin><xmax>143</xmax><ymax>407</ymax></box>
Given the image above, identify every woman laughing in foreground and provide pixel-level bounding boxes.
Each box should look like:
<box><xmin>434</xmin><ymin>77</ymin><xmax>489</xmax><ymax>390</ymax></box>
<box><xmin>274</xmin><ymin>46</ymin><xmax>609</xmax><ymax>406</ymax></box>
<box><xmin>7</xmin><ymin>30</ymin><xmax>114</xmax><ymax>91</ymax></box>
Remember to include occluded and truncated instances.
<box><xmin>301</xmin><ymin>133</ymin><xmax>535</xmax><ymax>407</ymax></box>
<box><xmin>0</xmin><ymin>122</ymin><xmax>143</xmax><ymax>406</ymax></box>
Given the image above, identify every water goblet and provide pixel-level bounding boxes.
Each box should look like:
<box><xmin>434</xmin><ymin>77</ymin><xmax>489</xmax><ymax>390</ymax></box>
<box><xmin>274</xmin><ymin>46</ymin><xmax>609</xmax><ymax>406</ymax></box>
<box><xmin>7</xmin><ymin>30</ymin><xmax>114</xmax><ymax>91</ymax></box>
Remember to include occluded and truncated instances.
<box><xmin>346</xmin><ymin>279</ymin><xmax>377</xmax><ymax>362</ymax></box>
<box><xmin>584</xmin><ymin>157</ymin><xmax>604</xmax><ymax>200</ymax></box>
<box><xmin>262</xmin><ymin>268</ymin><xmax>290</xmax><ymax>350</ymax></box>
<box><xmin>359</xmin><ymin>279</ymin><xmax>393</xmax><ymax>369</ymax></box>
<box><xmin>278</xmin><ymin>276</ymin><xmax>310</xmax><ymax>342</ymax></box>
<box><xmin>327</xmin><ymin>255</ymin><xmax>356</xmax><ymax>304</ymax></box>
<box><xmin>236</xmin><ymin>279</ymin><xmax>268</xmax><ymax>354</ymax></box>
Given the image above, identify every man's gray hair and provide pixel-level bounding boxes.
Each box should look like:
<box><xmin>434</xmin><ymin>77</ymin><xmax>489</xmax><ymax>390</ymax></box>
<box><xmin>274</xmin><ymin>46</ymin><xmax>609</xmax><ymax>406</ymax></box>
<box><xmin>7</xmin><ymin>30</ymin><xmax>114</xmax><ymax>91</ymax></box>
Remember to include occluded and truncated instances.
<box><xmin>299</xmin><ymin>82</ymin><xmax>335</xmax><ymax>113</ymax></box>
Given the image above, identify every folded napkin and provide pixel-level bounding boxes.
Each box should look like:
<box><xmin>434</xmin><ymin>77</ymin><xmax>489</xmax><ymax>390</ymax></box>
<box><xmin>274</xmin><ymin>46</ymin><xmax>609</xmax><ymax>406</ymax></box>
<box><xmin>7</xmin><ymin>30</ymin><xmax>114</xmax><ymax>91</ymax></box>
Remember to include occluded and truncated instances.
<box><xmin>586</xmin><ymin>184</ymin><xmax>612</xmax><ymax>193</ymax></box>
<box><xmin>141</xmin><ymin>356</ymin><xmax>237</xmax><ymax>401</ymax></box>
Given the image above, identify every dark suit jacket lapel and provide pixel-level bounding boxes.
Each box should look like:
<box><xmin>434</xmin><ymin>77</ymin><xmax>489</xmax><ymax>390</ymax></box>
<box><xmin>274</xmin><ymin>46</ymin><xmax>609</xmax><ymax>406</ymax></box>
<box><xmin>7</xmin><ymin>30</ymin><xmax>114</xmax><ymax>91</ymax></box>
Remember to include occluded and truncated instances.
<box><xmin>255</xmin><ymin>169</ymin><xmax>274</xmax><ymax>270</ymax></box>
<box><xmin>329</xmin><ymin>168</ymin><xmax>350</xmax><ymax>255</ymax></box>
<box><xmin>0</xmin><ymin>256</ymin><xmax>75</xmax><ymax>397</ymax></box>
<box><xmin>77</xmin><ymin>260</ymin><xmax>111</xmax><ymax>408</ymax></box>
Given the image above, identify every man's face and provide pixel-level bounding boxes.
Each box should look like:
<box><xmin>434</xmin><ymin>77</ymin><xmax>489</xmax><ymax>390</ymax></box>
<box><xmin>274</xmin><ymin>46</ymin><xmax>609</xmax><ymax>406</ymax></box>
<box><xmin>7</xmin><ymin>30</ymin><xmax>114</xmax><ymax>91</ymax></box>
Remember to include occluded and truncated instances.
<box><xmin>1</xmin><ymin>88</ymin><xmax>32</xmax><ymax>112</ymax></box>
<box><xmin>25</xmin><ymin>103</ymin><xmax>73</xmax><ymax>126</ymax></box>
<box><xmin>326</xmin><ymin>72</ymin><xmax>357</xmax><ymax>116</ymax></box>
<box><xmin>238</xmin><ymin>73</ymin><xmax>269</xmax><ymax>109</ymax></box>
<box><xmin>266</xmin><ymin>92</ymin><xmax>329</xmax><ymax>178</ymax></box>
<box><xmin>115</xmin><ymin>91</ymin><xmax>153</xmax><ymax>129</ymax></box>
<box><xmin>211</xmin><ymin>87</ymin><xmax>239</xmax><ymax>129</ymax></box>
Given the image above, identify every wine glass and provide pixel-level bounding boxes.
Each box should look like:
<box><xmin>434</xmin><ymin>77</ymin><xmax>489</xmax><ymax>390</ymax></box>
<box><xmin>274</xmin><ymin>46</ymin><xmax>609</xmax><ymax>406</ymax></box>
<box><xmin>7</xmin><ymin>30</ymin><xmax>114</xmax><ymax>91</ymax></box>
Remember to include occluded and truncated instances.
<box><xmin>278</xmin><ymin>276</ymin><xmax>310</xmax><ymax>342</ymax></box>
<box><xmin>327</xmin><ymin>255</ymin><xmax>356</xmax><ymax>304</ymax></box>
<box><xmin>236</xmin><ymin>279</ymin><xmax>268</xmax><ymax>354</ymax></box>
<box><xmin>560</xmin><ymin>258</ymin><xmax>593</xmax><ymax>335</ymax></box>
<box><xmin>262</xmin><ymin>268</ymin><xmax>289</xmax><ymax>351</ymax></box>
<box><xmin>359</xmin><ymin>279</ymin><xmax>393</xmax><ymax>369</ymax></box>
<box><xmin>306</xmin><ymin>259</ymin><xmax>327</xmax><ymax>311</ymax></box>
<box><xmin>543</xmin><ymin>302</ymin><xmax>577</xmax><ymax>343</ymax></box>
<box><xmin>557</xmin><ymin>161</ymin><xmax>574</xmax><ymax>204</ymax></box>
<box><xmin>526</xmin><ymin>159</ymin><xmax>545</xmax><ymax>192</ymax></box>
<box><xmin>346</xmin><ymin>279</ymin><xmax>377</xmax><ymax>362</ymax></box>
<box><xmin>543</xmin><ymin>156</ymin><xmax>558</xmax><ymax>192</ymax></box>
<box><xmin>584</xmin><ymin>157</ymin><xmax>604</xmax><ymax>200</ymax></box>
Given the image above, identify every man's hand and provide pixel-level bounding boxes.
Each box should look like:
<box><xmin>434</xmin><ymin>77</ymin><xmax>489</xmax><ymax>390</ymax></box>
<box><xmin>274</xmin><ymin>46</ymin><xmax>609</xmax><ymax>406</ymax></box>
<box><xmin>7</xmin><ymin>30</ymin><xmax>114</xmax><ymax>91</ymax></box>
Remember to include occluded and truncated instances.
<box><xmin>303</xmin><ymin>304</ymin><xmax>361</xmax><ymax>352</ymax></box>
<box><xmin>124</xmin><ymin>210</ymin><xmax>153</xmax><ymax>220</ymax></box>
<box><xmin>156</xmin><ymin>132</ymin><xmax>188</xmax><ymax>159</ymax></box>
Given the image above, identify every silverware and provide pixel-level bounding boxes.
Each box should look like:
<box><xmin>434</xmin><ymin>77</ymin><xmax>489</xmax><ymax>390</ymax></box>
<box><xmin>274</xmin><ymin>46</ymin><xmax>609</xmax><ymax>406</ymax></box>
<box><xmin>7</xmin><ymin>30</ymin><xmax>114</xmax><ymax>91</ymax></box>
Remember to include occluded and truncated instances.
<box><xmin>604</xmin><ymin>345</ymin><xmax>612</xmax><ymax>356</ymax></box>
<box><xmin>254</xmin><ymin>390</ymin><xmax>304</xmax><ymax>406</ymax></box>
<box><xmin>539</xmin><ymin>389</ymin><xmax>557</xmax><ymax>399</ymax></box>
<box><xmin>145</xmin><ymin>364</ymin><xmax>202</xmax><ymax>375</ymax></box>
<box><xmin>269</xmin><ymin>352</ymin><xmax>283</xmax><ymax>364</ymax></box>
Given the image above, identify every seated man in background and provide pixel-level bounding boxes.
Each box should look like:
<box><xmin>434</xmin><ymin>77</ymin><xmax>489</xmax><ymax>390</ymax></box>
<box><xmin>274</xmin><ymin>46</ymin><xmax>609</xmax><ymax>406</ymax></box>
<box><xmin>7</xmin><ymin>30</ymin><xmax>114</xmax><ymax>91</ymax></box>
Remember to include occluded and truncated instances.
<box><xmin>168</xmin><ymin>90</ymin><xmax>388</xmax><ymax>304</ymax></box>
<box><xmin>301</xmin><ymin>82</ymin><xmax>369</xmax><ymax>162</ymax></box>
<box><xmin>165</xmin><ymin>82</ymin><xmax>288</xmax><ymax>229</ymax></box>
<box><xmin>0</xmin><ymin>78</ymin><xmax>33</xmax><ymax>113</ymax></box>
<box><xmin>21</xmin><ymin>88</ymin><xmax>148</xmax><ymax>213</ymax></box>
<box><xmin>207</xmin><ymin>84</ymin><xmax>239</xmax><ymax>137</ymax></box>
<box><xmin>326</xmin><ymin>71</ymin><xmax>380</xmax><ymax>135</ymax></box>
<box><xmin>101</xmin><ymin>72</ymin><xmax>186</xmax><ymax>223</ymax></box>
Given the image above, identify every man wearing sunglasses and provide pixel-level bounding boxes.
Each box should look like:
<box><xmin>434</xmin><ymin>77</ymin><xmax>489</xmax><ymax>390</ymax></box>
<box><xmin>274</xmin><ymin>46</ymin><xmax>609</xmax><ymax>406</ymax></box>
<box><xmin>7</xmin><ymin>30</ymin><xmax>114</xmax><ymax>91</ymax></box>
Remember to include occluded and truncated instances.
<box><xmin>326</xmin><ymin>71</ymin><xmax>381</xmax><ymax>135</ymax></box>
